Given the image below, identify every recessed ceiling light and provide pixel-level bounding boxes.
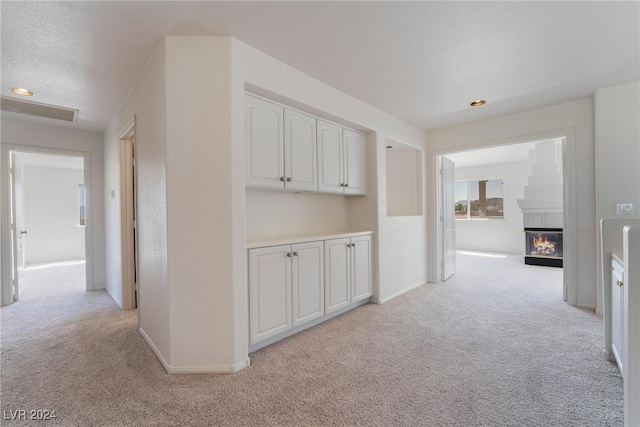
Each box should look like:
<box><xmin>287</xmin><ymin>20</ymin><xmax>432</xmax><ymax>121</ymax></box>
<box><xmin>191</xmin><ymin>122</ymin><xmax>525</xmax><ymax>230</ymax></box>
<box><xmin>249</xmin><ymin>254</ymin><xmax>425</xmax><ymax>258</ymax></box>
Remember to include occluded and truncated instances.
<box><xmin>470</xmin><ymin>99</ymin><xmax>486</xmax><ymax>107</ymax></box>
<box><xmin>10</xmin><ymin>87</ymin><xmax>34</xmax><ymax>97</ymax></box>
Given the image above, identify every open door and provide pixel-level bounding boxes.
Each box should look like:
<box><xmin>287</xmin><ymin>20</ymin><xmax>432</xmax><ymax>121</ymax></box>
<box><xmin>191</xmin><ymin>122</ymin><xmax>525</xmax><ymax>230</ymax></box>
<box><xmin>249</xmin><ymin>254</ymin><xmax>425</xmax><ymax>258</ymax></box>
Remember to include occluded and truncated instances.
<box><xmin>10</xmin><ymin>153</ymin><xmax>26</xmax><ymax>301</ymax></box>
<box><xmin>120</xmin><ymin>118</ymin><xmax>138</xmax><ymax>310</ymax></box>
<box><xmin>441</xmin><ymin>156</ymin><xmax>456</xmax><ymax>281</ymax></box>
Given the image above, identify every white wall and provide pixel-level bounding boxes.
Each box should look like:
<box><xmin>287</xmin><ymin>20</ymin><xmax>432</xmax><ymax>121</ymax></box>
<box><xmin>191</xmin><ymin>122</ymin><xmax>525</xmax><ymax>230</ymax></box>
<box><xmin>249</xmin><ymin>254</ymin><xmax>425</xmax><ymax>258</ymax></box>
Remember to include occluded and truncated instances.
<box><xmin>427</xmin><ymin>98</ymin><xmax>597</xmax><ymax>309</ymax></box>
<box><xmin>233</xmin><ymin>38</ymin><xmax>429</xmax><ymax>308</ymax></box>
<box><xmin>386</xmin><ymin>147</ymin><xmax>423</xmax><ymax>217</ymax></box>
<box><xmin>595</xmin><ymin>80</ymin><xmax>640</xmax><ymax>314</ymax></box>
<box><xmin>0</xmin><ymin>119</ymin><xmax>105</xmax><ymax>290</ymax></box>
<box><xmin>104</xmin><ymin>40</ymin><xmax>170</xmax><ymax>358</ymax></box>
<box><xmin>246</xmin><ymin>190</ymin><xmax>350</xmax><ymax>240</ymax></box>
<box><xmin>454</xmin><ymin>161</ymin><xmax>528</xmax><ymax>254</ymax></box>
<box><xmin>23</xmin><ymin>165</ymin><xmax>85</xmax><ymax>264</ymax></box>
<box><xmin>102</xmin><ymin>35</ymin><xmax>428</xmax><ymax>373</ymax></box>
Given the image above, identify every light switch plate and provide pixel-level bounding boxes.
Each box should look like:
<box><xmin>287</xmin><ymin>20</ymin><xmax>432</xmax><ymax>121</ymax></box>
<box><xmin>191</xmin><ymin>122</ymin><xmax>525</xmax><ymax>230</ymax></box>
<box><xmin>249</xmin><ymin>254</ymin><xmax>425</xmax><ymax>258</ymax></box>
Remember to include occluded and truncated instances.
<box><xmin>616</xmin><ymin>203</ymin><xmax>634</xmax><ymax>215</ymax></box>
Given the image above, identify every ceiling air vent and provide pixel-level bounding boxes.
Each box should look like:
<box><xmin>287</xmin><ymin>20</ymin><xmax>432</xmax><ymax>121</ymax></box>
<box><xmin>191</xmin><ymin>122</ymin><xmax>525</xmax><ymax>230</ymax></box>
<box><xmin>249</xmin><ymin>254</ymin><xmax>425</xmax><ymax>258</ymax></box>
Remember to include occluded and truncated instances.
<box><xmin>0</xmin><ymin>96</ymin><xmax>78</xmax><ymax>122</ymax></box>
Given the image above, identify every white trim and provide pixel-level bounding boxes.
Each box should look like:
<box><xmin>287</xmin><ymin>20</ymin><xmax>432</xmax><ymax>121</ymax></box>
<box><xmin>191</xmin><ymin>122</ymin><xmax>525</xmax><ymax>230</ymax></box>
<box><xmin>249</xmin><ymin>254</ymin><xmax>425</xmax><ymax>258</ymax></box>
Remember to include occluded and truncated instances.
<box><xmin>138</xmin><ymin>327</ymin><xmax>170</xmax><ymax>372</ymax></box>
<box><xmin>374</xmin><ymin>281</ymin><xmax>425</xmax><ymax>304</ymax></box>
<box><xmin>430</xmin><ymin>129</ymin><xmax>577</xmax><ymax>305</ymax></box>
<box><xmin>139</xmin><ymin>327</ymin><xmax>251</xmax><ymax>374</ymax></box>
<box><xmin>119</xmin><ymin>116</ymin><xmax>137</xmax><ymax>311</ymax></box>
<box><xmin>1</xmin><ymin>144</ymin><xmax>94</xmax><ymax>305</ymax></box>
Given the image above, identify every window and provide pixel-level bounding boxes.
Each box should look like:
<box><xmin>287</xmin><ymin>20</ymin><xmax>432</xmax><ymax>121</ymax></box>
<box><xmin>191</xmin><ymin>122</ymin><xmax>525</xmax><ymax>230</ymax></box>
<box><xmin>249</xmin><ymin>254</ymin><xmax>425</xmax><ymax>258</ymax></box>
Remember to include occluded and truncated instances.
<box><xmin>78</xmin><ymin>184</ymin><xmax>86</xmax><ymax>226</ymax></box>
<box><xmin>455</xmin><ymin>179</ymin><xmax>503</xmax><ymax>219</ymax></box>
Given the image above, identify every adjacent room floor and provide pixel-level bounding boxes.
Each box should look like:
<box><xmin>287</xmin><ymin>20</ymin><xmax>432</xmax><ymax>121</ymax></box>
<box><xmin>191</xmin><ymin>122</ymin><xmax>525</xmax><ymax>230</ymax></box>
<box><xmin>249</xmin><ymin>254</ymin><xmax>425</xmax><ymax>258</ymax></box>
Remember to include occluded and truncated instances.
<box><xmin>0</xmin><ymin>252</ymin><xmax>622</xmax><ymax>426</ymax></box>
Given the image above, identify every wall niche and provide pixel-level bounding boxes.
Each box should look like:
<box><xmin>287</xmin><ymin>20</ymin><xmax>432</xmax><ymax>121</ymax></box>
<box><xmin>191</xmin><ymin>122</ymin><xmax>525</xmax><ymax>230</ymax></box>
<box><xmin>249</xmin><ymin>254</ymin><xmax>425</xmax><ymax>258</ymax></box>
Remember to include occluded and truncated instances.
<box><xmin>385</xmin><ymin>140</ymin><xmax>423</xmax><ymax>217</ymax></box>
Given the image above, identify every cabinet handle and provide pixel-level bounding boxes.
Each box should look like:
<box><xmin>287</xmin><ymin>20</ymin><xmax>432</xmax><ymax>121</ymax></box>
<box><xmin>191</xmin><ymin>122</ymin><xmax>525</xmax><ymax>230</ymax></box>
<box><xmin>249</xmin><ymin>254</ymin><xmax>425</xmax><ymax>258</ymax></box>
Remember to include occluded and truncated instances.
<box><xmin>287</xmin><ymin>252</ymin><xmax>292</xmax><ymax>257</ymax></box>
<box><xmin>293</xmin><ymin>251</ymin><xmax>298</xmax><ymax>256</ymax></box>
<box><xmin>340</xmin><ymin>183</ymin><xmax>345</xmax><ymax>187</ymax></box>
<box><xmin>617</xmin><ymin>280</ymin><xmax>624</xmax><ymax>287</ymax></box>
<box><xmin>345</xmin><ymin>183</ymin><xmax>349</xmax><ymax>187</ymax></box>
<box><xmin>280</xmin><ymin>177</ymin><xmax>286</xmax><ymax>182</ymax></box>
<box><xmin>286</xmin><ymin>177</ymin><xmax>292</xmax><ymax>182</ymax></box>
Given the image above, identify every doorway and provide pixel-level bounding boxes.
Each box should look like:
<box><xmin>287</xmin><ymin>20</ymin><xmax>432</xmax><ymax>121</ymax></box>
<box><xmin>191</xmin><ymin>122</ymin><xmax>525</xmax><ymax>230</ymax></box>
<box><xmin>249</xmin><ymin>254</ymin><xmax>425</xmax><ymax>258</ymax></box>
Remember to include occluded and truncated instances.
<box><xmin>435</xmin><ymin>135</ymin><xmax>576</xmax><ymax>305</ymax></box>
<box><xmin>1</xmin><ymin>146</ymin><xmax>93</xmax><ymax>306</ymax></box>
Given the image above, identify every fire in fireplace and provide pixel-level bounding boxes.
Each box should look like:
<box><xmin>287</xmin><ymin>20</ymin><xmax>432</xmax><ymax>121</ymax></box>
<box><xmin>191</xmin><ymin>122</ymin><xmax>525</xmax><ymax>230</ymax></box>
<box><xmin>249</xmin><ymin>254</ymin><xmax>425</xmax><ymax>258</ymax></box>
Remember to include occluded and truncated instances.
<box><xmin>524</xmin><ymin>228</ymin><xmax>563</xmax><ymax>267</ymax></box>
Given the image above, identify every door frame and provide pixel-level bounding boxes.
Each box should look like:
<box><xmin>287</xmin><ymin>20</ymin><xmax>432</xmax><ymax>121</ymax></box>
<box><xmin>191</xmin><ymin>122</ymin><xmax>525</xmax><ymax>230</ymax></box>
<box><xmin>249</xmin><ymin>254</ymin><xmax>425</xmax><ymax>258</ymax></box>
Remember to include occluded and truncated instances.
<box><xmin>1</xmin><ymin>144</ymin><xmax>94</xmax><ymax>306</ymax></box>
<box><xmin>432</xmin><ymin>129</ymin><xmax>577</xmax><ymax>305</ymax></box>
<box><xmin>119</xmin><ymin>116</ymin><xmax>138</xmax><ymax>310</ymax></box>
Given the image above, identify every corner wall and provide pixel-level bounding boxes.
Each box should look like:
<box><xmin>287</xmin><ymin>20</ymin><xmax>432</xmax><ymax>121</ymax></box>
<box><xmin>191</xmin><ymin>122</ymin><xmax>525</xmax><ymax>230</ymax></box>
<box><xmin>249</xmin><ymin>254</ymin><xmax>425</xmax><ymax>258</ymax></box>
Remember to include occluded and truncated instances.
<box><xmin>595</xmin><ymin>80</ymin><xmax>640</xmax><ymax>314</ymax></box>
<box><xmin>104</xmin><ymin>40</ymin><xmax>170</xmax><ymax>359</ymax></box>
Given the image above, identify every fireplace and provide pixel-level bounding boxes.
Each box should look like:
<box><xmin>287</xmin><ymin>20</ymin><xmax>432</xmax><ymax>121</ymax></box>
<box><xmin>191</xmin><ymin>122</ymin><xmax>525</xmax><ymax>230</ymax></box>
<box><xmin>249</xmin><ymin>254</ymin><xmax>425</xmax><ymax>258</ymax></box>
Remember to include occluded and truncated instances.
<box><xmin>524</xmin><ymin>228</ymin><xmax>563</xmax><ymax>267</ymax></box>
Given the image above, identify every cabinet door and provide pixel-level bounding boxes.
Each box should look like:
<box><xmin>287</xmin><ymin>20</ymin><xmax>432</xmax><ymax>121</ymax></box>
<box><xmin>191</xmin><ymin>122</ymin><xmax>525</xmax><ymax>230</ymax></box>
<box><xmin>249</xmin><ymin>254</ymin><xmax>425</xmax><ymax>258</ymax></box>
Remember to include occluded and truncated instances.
<box><xmin>324</xmin><ymin>238</ymin><xmax>350</xmax><ymax>313</ymax></box>
<box><xmin>245</xmin><ymin>94</ymin><xmax>284</xmax><ymax>189</ymax></box>
<box><xmin>291</xmin><ymin>241</ymin><xmax>324</xmax><ymax>327</ymax></box>
<box><xmin>284</xmin><ymin>109</ymin><xmax>317</xmax><ymax>192</ymax></box>
<box><xmin>343</xmin><ymin>129</ymin><xmax>367</xmax><ymax>195</ymax></box>
<box><xmin>351</xmin><ymin>235</ymin><xmax>372</xmax><ymax>302</ymax></box>
<box><xmin>249</xmin><ymin>245</ymin><xmax>291</xmax><ymax>345</ymax></box>
<box><xmin>317</xmin><ymin>119</ymin><xmax>344</xmax><ymax>194</ymax></box>
<box><xmin>611</xmin><ymin>264</ymin><xmax>624</xmax><ymax>374</ymax></box>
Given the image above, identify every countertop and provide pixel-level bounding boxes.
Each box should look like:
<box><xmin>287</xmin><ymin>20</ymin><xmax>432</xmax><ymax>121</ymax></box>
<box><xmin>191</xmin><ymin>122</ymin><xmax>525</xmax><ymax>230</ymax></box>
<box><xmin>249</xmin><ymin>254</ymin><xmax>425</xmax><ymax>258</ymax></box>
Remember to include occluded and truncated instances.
<box><xmin>247</xmin><ymin>230</ymin><xmax>373</xmax><ymax>249</ymax></box>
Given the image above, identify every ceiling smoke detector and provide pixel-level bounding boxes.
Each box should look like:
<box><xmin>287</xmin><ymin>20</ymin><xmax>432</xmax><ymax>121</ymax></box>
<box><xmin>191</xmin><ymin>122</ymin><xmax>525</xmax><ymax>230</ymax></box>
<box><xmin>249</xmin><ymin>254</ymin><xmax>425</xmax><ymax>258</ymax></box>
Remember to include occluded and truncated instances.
<box><xmin>1</xmin><ymin>96</ymin><xmax>78</xmax><ymax>122</ymax></box>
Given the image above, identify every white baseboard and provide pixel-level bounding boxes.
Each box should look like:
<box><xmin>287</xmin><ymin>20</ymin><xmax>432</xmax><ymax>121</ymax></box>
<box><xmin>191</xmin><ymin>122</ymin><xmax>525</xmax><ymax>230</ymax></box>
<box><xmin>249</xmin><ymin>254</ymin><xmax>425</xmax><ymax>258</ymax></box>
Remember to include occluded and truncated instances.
<box><xmin>138</xmin><ymin>327</ymin><xmax>171</xmax><ymax>373</ymax></box>
<box><xmin>138</xmin><ymin>327</ymin><xmax>250</xmax><ymax>374</ymax></box>
<box><xmin>376</xmin><ymin>281</ymin><xmax>427</xmax><ymax>304</ymax></box>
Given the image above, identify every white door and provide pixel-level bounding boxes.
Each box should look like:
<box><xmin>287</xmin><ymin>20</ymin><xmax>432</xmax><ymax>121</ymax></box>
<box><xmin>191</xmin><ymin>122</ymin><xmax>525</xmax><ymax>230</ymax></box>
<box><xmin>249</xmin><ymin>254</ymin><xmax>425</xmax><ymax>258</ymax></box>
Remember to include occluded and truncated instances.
<box><xmin>284</xmin><ymin>108</ymin><xmax>317</xmax><ymax>191</ymax></box>
<box><xmin>351</xmin><ymin>235</ymin><xmax>372</xmax><ymax>302</ymax></box>
<box><xmin>291</xmin><ymin>241</ymin><xmax>324</xmax><ymax>327</ymax></box>
<box><xmin>317</xmin><ymin>120</ymin><xmax>344</xmax><ymax>194</ymax></box>
<box><xmin>10</xmin><ymin>153</ymin><xmax>25</xmax><ymax>301</ymax></box>
<box><xmin>244</xmin><ymin>94</ymin><xmax>284</xmax><ymax>189</ymax></box>
<box><xmin>612</xmin><ymin>264</ymin><xmax>624</xmax><ymax>374</ymax></box>
<box><xmin>324</xmin><ymin>238</ymin><xmax>350</xmax><ymax>313</ymax></box>
<box><xmin>441</xmin><ymin>156</ymin><xmax>456</xmax><ymax>281</ymax></box>
<box><xmin>249</xmin><ymin>245</ymin><xmax>292</xmax><ymax>345</ymax></box>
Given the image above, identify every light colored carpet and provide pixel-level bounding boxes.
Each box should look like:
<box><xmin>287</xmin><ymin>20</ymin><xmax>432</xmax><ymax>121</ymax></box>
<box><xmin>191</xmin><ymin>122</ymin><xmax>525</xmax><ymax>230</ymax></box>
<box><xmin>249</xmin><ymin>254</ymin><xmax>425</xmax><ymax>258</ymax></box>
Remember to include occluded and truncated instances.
<box><xmin>0</xmin><ymin>252</ymin><xmax>622</xmax><ymax>426</ymax></box>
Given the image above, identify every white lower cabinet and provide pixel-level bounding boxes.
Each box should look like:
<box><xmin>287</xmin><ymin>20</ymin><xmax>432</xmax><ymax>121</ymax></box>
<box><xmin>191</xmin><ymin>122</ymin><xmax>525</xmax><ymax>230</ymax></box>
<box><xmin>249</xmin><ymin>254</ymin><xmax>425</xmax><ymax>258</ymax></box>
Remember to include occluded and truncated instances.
<box><xmin>324</xmin><ymin>235</ymin><xmax>372</xmax><ymax>315</ymax></box>
<box><xmin>291</xmin><ymin>242</ymin><xmax>324</xmax><ymax>327</ymax></box>
<box><xmin>611</xmin><ymin>256</ymin><xmax>624</xmax><ymax>375</ymax></box>
<box><xmin>248</xmin><ymin>233</ymin><xmax>372</xmax><ymax>348</ymax></box>
<box><xmin>249</xmin><ymin>241</ymin><xmax>324</xmax><ymax>345</ymax></box>
<box><xmin>249</xmin><ymin>245</ymin><xmax>292</xmax><ymax>345</ymax></box>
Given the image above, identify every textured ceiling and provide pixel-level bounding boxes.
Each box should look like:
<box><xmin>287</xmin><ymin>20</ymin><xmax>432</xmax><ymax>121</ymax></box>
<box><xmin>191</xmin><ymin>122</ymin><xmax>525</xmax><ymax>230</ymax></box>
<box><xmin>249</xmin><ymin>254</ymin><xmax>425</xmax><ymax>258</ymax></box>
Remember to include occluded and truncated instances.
<box><xmin>1</xmin><ymin>1</ymin><xmax>638</xmax><ymax>133</ymax></box>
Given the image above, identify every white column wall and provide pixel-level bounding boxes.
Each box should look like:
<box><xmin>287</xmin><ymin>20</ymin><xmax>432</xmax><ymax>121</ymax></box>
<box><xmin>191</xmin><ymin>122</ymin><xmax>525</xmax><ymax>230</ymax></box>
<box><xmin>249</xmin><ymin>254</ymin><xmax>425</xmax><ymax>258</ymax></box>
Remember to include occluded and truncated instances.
<box><xmin>595</xmin><ymin>81</ymin><xmax>640</xmax><ymax>314</ymax></box>
<box><xmin>104</xmin><ymin>41</ymin><xmax>170</xmax><ymax>360</ymax></box>
<box><xmin>103</xmin><ymin>35</ymin><xmax>429</xmax><ymax>373</ymax></box>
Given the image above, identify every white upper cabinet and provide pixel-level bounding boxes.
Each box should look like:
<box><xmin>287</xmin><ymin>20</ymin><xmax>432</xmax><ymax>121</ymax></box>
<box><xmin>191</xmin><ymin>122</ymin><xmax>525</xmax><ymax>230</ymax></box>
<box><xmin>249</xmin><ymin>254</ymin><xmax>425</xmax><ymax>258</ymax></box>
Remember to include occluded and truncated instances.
<box><xmin>284</xmin><ymin>109</ymin><xmax>317</xmax><ymax>191</ymax></box>
<box><xmin>245</xmin><ymin>94</ymin><xmax>284</xmax><ymax>189</ymax></box>
<box><xmin>317</xmin><ymin>120</ymin><xmax>344</xmax><ymax>194</ymax></box>
<box><xmin>245</xmin><ymin>93</ymin><xmax>366</xmax><ymax>195</ymax></box>
<box><xmin>343</xmin><ymin>128</ymin><xmax>367</xmax><ymax>195</ymax></box>
<box><xmin>317</xmin><ymin>119</ymin><xmax>367</xmax><ymax>195</ymax></box>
